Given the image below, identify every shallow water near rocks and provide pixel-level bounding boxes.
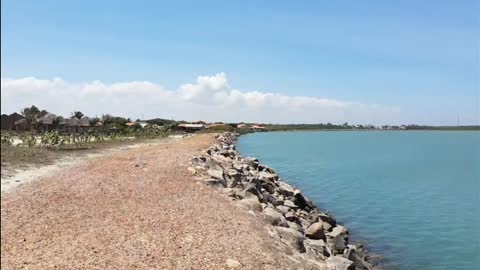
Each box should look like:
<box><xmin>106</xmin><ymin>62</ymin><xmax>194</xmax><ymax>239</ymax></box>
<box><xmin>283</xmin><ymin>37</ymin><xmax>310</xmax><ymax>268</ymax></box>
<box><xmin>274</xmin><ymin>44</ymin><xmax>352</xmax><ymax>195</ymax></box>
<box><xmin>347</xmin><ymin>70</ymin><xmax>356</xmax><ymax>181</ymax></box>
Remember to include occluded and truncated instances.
<box><xmin>237</xmin><ymin>131</ymin><xmax>480</xmax><ymax>270</ymax></box>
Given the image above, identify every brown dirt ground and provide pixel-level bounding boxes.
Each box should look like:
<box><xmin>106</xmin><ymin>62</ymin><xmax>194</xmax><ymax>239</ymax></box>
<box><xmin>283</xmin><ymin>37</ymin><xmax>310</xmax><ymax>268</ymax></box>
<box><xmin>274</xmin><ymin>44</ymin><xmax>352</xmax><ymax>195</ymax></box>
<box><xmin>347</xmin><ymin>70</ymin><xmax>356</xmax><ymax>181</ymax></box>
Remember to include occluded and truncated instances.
<box><xmin>1</xmin><ymin>134</ymin><xmax>305</xmax><ymax>269</ymax></box>
<box><xmin>1</xmin><ymin>139</ymin><xmax>152</xmax><ymax>178</ymax></box>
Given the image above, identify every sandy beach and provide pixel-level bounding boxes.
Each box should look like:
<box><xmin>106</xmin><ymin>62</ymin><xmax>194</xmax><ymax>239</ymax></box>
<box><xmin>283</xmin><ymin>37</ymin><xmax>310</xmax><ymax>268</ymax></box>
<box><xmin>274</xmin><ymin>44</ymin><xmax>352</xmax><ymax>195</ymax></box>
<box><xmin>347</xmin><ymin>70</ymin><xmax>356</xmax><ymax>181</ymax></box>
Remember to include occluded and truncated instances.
<box><xmin>1</xmin><ymin>134</ymin><xmax>318</xmax><ymax>269</ymax></box>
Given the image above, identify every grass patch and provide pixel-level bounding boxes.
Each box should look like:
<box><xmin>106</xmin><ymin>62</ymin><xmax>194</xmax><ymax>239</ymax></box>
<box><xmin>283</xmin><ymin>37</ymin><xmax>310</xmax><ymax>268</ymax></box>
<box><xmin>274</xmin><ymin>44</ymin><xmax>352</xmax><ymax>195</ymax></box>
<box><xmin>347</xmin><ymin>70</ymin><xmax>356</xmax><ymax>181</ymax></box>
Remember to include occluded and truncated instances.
<box><xmin>1</xmin><ymin>145</ymin><xmax>60</xmax><ymax>169</ymax></box>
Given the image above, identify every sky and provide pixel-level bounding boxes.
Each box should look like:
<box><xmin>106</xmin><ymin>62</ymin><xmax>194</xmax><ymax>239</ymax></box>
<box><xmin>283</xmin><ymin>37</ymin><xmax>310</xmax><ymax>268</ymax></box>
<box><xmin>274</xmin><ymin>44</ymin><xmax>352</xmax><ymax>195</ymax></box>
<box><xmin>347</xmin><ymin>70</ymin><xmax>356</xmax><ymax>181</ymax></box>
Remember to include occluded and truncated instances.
<box><xmin>1</xmin><ymin>0</ymin><xmax>479</xmax><ymax>125</ymax></box>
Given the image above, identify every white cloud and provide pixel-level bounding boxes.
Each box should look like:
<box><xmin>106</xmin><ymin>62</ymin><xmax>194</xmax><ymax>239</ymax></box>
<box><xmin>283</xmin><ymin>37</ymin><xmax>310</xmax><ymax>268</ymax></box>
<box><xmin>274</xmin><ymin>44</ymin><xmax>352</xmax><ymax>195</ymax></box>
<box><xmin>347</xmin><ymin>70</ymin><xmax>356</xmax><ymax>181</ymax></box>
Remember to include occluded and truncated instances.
<box><xmin>1</xmin><ymin>73</ymin><xmax>400</xmax><ymax>124</ymax></box>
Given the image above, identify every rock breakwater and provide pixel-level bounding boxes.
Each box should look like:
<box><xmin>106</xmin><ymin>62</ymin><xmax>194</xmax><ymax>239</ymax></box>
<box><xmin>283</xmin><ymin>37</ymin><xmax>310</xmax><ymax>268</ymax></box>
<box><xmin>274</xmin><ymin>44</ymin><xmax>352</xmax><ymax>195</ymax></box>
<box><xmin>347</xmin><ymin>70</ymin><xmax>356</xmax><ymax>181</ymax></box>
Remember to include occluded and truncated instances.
<box><xmin>189</xmin><ymin>133</ymin><xmax>378</xmax><ymax>270</ymax></box>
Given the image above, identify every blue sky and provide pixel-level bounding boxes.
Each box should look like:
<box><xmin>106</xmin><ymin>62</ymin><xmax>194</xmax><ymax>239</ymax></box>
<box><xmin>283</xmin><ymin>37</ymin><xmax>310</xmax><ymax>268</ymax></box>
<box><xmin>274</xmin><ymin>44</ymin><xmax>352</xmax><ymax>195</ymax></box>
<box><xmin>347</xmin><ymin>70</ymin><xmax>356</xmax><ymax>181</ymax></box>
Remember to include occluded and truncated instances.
<box><xmin>1</xmin><ymin>0</ymin><xmax>479</xmax><ymax>125</ymax></box>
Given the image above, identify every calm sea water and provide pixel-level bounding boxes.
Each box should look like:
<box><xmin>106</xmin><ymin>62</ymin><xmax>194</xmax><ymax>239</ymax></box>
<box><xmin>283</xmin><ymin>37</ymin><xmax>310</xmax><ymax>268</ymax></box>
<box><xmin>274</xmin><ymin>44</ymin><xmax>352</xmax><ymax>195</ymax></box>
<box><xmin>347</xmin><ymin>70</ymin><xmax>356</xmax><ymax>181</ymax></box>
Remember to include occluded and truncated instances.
<box><xmin>237</xmin><ymin>131</ymin><xmax>480</xmax><ymax>270</ymax></box>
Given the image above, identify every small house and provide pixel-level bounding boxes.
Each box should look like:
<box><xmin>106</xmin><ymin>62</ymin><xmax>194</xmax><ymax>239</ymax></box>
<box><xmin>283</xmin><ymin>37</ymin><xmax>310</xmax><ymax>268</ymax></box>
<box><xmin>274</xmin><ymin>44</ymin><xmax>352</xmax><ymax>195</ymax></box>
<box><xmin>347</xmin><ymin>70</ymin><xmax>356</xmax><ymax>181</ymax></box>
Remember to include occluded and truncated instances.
<box><xmin>177</xmin><ymin>123</ymin><xmax>205</xmax><ymax>132</ymax></box>
<box><xmin>37</xmin><ymin>113</ymin><xmax>58</xmax><ymax>132</ymax></box>
<box><xmin>251</xmin><ymin>125</ymin><xmax>266</xmax><ymax>132</ymax></box>
<box><xmin>1</xmin><ymin>113</ymin><xmax>25</xmax><ymax>130</ymax></box>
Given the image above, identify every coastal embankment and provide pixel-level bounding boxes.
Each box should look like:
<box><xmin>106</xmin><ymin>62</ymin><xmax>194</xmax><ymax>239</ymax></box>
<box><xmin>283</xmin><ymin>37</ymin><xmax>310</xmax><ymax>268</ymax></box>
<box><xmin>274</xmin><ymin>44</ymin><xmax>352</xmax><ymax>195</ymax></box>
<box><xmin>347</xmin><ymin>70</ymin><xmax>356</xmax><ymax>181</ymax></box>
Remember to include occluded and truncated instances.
<box><xmin>1</xmin><ymin>133</ymin><xmax>330</xmax><ymax>269</ymax></box>
<box><xmin>2</xmin><ymin>132</ymin><xmax>377</xmax><ymax>269</ymax></box>
<box><xmin>190</xmin><ymin>133</ymin><xmax>377</xmax><ymax>270</ymax></box>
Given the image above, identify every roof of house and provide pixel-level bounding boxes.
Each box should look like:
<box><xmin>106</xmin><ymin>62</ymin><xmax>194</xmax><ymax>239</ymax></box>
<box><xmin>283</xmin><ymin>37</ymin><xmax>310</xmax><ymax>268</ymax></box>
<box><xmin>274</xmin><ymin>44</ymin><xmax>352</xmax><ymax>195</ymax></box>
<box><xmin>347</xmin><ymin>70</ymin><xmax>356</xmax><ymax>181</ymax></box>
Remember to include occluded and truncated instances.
<box><xmin>178</xmin><ymin>123</ymin><xmax>205</xmax><ymax>128</ymax></box>
<box><xmin>9</xmin><ymin>112</ymin><xmax>24</xmax><ymax>119</ymax></box>
<box><xmin>15</xmin><ymin>118</ymin><xmax>27</xmax><ymax>125</ymax></box>
<box><xmin>252</xmin><ymin>125</ymin><xmax>265</xmax><ymax>129</ymax></box>
<box><xmin>38</xmin><ymin>113</ymin><xmax>58</xmax><ymax>125</ymax></box>
<box><xmin>79</xmin><ymin>117</ymin><xmax>91</xmax><ymax>127</ymax></box>
<box><xmin>207</xmin><ymin>123</ymin><xmax>226</xmax><ymax>128</ymax></box>
<box><xmin>58</xmin><ymin>117</ymin><xmax>91</xmax><ymax>127</ymax></box>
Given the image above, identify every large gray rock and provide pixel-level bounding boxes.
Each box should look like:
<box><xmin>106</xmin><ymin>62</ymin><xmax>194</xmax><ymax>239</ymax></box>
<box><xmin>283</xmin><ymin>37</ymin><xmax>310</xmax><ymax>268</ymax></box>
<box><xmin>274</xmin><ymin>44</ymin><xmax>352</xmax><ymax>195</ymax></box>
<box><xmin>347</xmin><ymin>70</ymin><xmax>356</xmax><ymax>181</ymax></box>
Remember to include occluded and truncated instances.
<box><xmin>296</xmin><ymin>209</ymin><xmax>309</xmax><ymax>220</ymax></box>
<box><xmin>326</xmin><ymin>225</ymin><xmax>348</xmax><ymax>252</ymax></box>
<box><xmin>304</xmin><ymin>238</ymin><xmax>330</xmax><ymax>258</ymax></box>
<box><xmin>325</xmin><ymin>255</ymin><xmax>354</xmax><ymax>270</ymax></box>
<box><xmin>307</xmin><ymin>211</ymin><xmax>319</xmax><ymax>222</ymax></box>
<box><xmin>277</xmin><ymin>182</ymin><xmax>295</xmax><ymax>196</ymax></box>
<box><xmin>300</xmin><ymin>219</ymin><xmax>314</xmax><ymax>231</ymax></box>
<box><xmin>319</xmin><ymin>214</ymin><xmax>337</xmax><ymax>227</ymax></box>
<box><xmin>275</xmin><ymin>227</ymin><xmax>306</xmax><ymax>253</ymax></box>
<box><xmin>203</xmin><ymin>178</ymin><xmax>226</xmax><ymax>189</ymax></box>
<box><xmin>276</xmin><ymin>196</ymin><xmax>285</xmax><ymax>206</ymax></box>
<box><xmin>225</xmin><ymin>169</ymin><xmax>241</xmax><ymax>188</ymax></box>
<box><xmin>224</xmin><ymin>188</ymin><xmax>236</xmax><ymax>197</ymax></box>
<box><xmin>243</xmin><ymin>157</ymin><xmax>259</xmax><ymax>169</ymax></box>
<box><xmin>305</xmin><ymin>238</ymin><xmax>326</xmax><ymax>249</ymax></box>
<box><xmin>243</xmin><ymin>182</ymin><xmax>263</xmax><ymax>200</ymax></box>
<box><xmin>305</xmin><ymin>222</ymin><xmax>326</xmax><ymax>240</ymax></box>
<box><xmin>283</xmin><ymin>199</ymin><xmax>298</xmax><ymax>209</ymax></box>
<box><xmin>218</xmin><ymin>149</ymin><xmax>230</xmax><ymax>157</ymax></box>
<box><xmin>239</xmin><ymin>197</ymin><xmax>262</xmax><ymax>212</ymax></box>
<box><xmin>191</xmin><ymin>156</ymin><xmax>207</xmax><ymax>166</ymax></box>
<box><xmin>263</xmin><ymin>193</ymin><xmax>279</xmax><ymax>206</ymax></box>
<box><xmin>261</xmin><ymin>182</ymin><xmax>276</xmax><ymax>194</ymax></box>
<box><xmin>277</xmin><ymin>205</ymin><xmax>290</xmax><ymax>214</ymax></box>
<box><xmin>258</xmin><ymin>171</ymin><xmax>279</xmax><ymax>182</ymax></box>
<box><xmin>223</xmin><ymin>187</ymin><xmax>244</xmax><ymax>199</ymax></box>
<box><xmin>263</xmin><ymin>207</ymin><xmax>288</xmax><ymax>227</ymax></box>
<box><xmin>328</xmin><ymin>235</ymin><xmax>347</xmax><ymax>251</ymax></box>
<box><xmin>343</xmin><ymin>245</ymin><xmax>356</xmax><ymax>260</ymax></box>
<box><xmin>322</xmin><ymin>221</ymin><xmax>333</xmax><ymax>232</ymax></box>
<box><xmin>207</xmin><ymin>169</ymin><xmax>225</xmax><ymax>181</ymax></box>
<box><xmin>232</xmin><ymin>162</ymin><xmax>244</xmax><ymax>172</ymax></box>
<box><xmin>327</xmin><ymin>225</ymin><xmax>348</xmax><ymax>238</ymax></box>
<box><xmin>284</xmin><ymin>211</ymin><xmax>299</xmax><ymax>223</ymax></box>
<box><xmin>287</xmin><ymin>221</ymin><xmax>304</xmax><ymax>233</ymax></box>
<box><xmin>211</xmin><ymin>155</ymin><xmax>232</xmax><ymax>168</ymax></box>
<box><xmin>293</xmin><ymin>189</ymin><xmax>308</xmax><ymax>209</ymax></box>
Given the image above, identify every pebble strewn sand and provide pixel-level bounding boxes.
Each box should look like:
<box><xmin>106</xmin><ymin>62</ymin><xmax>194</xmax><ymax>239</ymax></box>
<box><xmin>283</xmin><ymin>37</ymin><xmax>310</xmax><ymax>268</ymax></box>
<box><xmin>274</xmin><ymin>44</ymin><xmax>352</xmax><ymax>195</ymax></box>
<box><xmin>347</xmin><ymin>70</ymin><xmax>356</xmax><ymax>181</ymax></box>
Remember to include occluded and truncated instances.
<box><xmin>1</xmin><ymin>134</ymin><xmax>306</xmax><ymax>269</ymax></box>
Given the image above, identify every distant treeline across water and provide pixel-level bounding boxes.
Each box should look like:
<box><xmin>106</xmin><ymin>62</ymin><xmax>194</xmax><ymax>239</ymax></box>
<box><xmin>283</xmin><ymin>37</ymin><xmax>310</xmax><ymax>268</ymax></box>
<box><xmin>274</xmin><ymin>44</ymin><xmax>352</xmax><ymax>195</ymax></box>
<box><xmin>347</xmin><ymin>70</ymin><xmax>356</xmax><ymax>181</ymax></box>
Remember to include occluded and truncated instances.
<box><xmin>263</xmin><ymin>124</ymin><xmax>480</xmax><ymax>131</ymax></box>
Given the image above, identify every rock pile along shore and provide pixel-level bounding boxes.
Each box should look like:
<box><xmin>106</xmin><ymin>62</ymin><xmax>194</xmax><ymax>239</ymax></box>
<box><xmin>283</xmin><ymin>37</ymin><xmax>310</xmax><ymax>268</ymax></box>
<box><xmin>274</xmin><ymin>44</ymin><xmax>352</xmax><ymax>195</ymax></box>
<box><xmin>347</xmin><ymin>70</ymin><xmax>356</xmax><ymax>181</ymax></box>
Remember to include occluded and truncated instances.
<box><xmin>189</xmin><ymin>133</ymin><xmax>378</xmax><ymax>270</ymax></box>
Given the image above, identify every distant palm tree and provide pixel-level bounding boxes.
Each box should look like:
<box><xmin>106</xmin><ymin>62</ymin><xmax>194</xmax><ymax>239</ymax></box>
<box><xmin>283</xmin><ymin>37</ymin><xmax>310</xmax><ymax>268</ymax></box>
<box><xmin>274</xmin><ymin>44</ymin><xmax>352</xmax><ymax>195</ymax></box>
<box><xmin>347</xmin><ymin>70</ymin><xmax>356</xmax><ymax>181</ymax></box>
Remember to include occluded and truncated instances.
<box><xmin>89</xmin><ymin>117</ymin><xmax>100</xmax><ymax>126</ymax></box>
<box><xmin>71</xmin><ymin>111</ymin><xmax>84</xmax><ymax>119</ymax></box>
<box><xmin>21</xmin><ymin>105</ymin><xmax>45</xmax><ymax>134</ymax></box>
<box><xmin>52</xmin><ymin>116</ymin><xmax>64</xmax><ymax>130</ymax></box>
<box><xmin>102</xmin><ymin>114</ymin><xmax>113</xmax><ymax>132</ymax></box>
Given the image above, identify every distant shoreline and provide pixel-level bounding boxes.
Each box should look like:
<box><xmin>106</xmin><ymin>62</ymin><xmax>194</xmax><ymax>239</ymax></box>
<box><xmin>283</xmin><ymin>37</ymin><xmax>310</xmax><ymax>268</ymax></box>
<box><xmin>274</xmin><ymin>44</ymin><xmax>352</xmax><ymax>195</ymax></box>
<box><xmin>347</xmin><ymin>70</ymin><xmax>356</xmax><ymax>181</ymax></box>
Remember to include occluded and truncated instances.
<box><xmin>242</xmin><ymin>128</ymin><xmax>480</xmax><ymax>134</ymax></box>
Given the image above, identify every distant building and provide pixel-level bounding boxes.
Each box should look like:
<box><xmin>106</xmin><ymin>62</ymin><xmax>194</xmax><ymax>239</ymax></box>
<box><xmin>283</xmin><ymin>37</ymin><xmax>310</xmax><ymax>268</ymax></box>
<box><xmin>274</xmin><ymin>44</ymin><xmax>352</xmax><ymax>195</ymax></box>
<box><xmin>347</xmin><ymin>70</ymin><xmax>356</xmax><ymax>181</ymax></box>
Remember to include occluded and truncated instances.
<box><xmin>177</xmin><ymin>123</ymin><xmax>205</xmax><ymax>132</ymax></box>
<box><xmin>207</xmin><ymin>123</ymin><xmax>227</xmax><ymax>128</ymax></box>
<box><xmin>1</xmin><ymin>113</ymin><xmax>25</xmax><ymax>130</ymax></box>
<box><xmin>137</xmin><ymin>121</ymin><xmax>148</xmax><ymax>128</ymax></box>
<box><xmin>237</xmin><ymin>123</ymin><xmax>249</xmax><ymax>129</ymax></box>
<box><xmin>38</xmin><ymin>113</ymin><xmax>58</xmax><ymax>132</ymax></box>
<box><xmin>251</xmin><ymin>125</ymin><xmax>266</xmax><ymax>132</ymax></box>
<box><xmin>58</xmin><ymin>117</ymin><xmax>91</xmax><ymax>133</ymax></box>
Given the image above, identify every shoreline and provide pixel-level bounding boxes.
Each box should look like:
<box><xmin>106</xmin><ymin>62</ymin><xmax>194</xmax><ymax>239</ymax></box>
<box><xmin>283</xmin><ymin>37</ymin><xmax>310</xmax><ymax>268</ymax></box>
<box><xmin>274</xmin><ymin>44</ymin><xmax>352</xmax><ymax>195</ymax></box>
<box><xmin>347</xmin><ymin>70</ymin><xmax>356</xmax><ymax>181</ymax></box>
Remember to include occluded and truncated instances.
<box><xmin>2</xmin><ymin>132</ymin><xmax>381</xmax><ymax>269</ymax></box>
<box><xmin>190</xmin><ymin>132</ymin><xmax>379</xmax><ymax>270</ymax></box>
<box><xmin>2</xmin><ymin>133</ymin><xmax>338</xmax><ymax>269</ymax></box>
<box><xmin>242</xmin><ymin>129</ymin><xmax>480</xmax><ymax>133</ymax></box>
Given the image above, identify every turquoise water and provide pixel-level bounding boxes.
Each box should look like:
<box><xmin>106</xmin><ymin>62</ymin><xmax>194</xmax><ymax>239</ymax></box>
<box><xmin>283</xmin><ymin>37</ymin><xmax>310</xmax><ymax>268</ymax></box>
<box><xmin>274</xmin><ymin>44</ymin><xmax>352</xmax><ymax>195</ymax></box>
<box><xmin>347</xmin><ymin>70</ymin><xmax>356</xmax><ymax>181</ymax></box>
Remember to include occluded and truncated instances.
<box><xmin>237</xmin><ymin>131</ymin><xmax>480</xmax><ymax>270</ymax></box>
